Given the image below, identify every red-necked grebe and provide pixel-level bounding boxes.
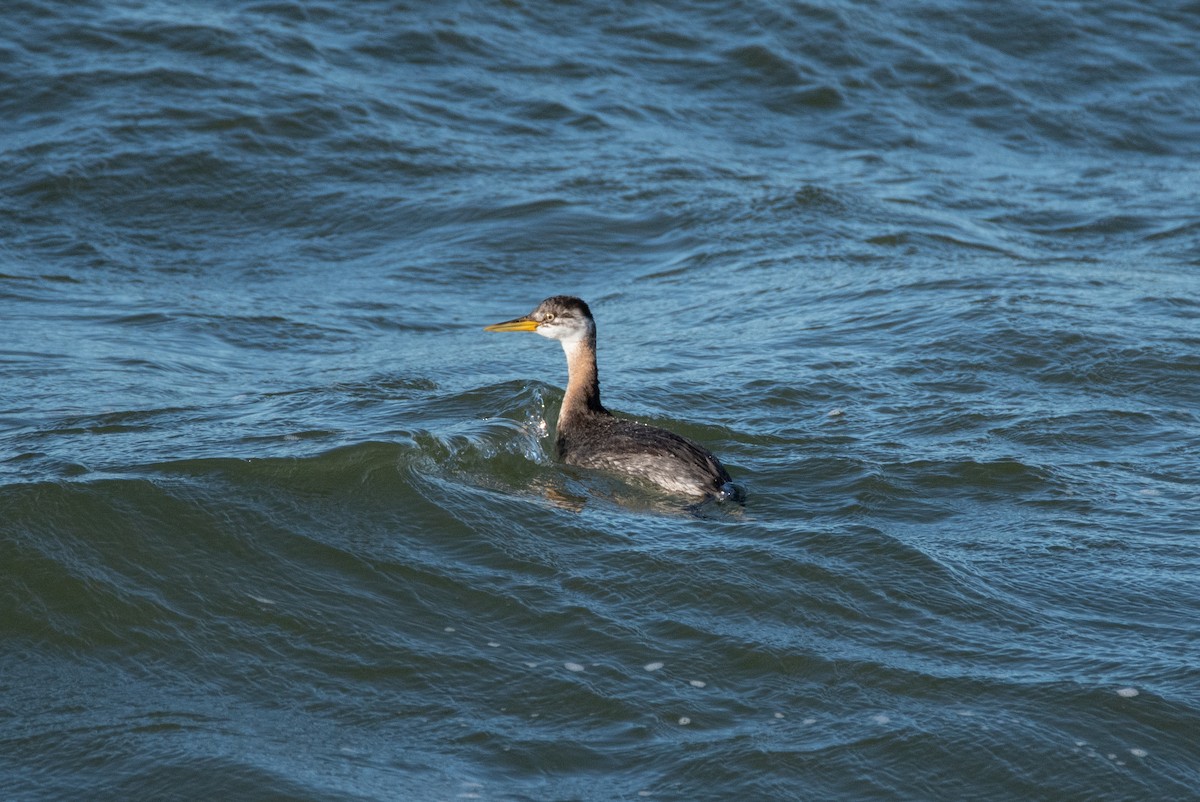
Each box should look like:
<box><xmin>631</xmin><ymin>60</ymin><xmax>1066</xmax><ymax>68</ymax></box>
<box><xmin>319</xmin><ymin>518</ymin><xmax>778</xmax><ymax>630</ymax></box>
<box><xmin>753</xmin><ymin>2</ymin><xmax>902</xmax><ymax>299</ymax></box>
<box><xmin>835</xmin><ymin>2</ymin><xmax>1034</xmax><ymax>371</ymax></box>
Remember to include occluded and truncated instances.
<box><xmin>485</xmin><ymin>296</ymin><xmax>737</xmax><ymax>500</ymax></box>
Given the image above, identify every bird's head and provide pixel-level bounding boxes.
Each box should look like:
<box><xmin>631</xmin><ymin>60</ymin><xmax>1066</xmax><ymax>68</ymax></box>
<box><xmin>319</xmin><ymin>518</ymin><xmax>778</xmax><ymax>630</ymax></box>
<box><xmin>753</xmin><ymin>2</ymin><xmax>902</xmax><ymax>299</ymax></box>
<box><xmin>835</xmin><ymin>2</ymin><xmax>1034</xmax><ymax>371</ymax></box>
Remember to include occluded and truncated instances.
<box><xmin>484</xmin><ymin>296</ymin><xmax>595</xmax><ymax>345</ymax></box>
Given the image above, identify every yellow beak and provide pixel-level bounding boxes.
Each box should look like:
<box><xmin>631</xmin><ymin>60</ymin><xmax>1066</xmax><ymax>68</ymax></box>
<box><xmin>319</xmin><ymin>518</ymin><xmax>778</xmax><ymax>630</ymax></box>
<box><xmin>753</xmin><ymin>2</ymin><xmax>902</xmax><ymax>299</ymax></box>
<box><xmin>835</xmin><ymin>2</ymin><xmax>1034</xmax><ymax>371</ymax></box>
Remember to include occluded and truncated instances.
<box><xmin>484</xmin><ymin>316</ymin><xmax>539</xmax><ymax>333</ymax></box>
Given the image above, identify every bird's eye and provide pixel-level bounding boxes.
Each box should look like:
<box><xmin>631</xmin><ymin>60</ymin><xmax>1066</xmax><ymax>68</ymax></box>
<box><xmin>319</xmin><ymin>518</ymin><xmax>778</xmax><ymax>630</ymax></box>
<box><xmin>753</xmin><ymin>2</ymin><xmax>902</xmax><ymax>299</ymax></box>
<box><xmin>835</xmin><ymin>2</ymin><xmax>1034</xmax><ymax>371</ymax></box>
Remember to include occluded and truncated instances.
<box><xmin>544</xmin><ymin>313</ymin><xmax>556</xmax><ymax>322</ymax></box>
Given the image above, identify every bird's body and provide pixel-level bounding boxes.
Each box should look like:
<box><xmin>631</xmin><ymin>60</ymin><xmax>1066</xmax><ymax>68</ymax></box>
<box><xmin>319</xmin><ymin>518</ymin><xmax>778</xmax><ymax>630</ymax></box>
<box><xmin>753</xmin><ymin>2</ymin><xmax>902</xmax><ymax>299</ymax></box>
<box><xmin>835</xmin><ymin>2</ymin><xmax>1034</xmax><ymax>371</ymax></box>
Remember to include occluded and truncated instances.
<box><xmin>557</xmin><ymin>415</ymin><xmax>732</xmax><ymax>497</ymax></box>
<box><xmin>485</xmin><ymin>296</ymin><xmax>736</xmax><ymax>500</ymax></box>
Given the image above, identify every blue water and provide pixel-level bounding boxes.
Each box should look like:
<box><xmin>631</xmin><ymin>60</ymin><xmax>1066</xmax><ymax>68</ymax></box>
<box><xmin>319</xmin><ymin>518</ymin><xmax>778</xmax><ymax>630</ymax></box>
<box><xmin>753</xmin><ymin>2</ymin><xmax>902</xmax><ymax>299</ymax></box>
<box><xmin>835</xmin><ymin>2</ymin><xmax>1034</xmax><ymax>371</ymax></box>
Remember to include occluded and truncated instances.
<box><xmin>2</xmin><ymin>1</ymin><xmax>1199</xmax><ymax>799</ymax></box>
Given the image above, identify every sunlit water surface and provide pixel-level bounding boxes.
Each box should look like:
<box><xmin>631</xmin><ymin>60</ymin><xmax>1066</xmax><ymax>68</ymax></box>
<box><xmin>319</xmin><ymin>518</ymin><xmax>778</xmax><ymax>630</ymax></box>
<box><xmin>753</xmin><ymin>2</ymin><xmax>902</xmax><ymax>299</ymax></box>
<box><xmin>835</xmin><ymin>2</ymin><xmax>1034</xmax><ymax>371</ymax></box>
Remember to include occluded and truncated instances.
<box><xmin>2</xmin><ymin>1</ymin><xmax>1199</xmax><ymax>799</ymax></box>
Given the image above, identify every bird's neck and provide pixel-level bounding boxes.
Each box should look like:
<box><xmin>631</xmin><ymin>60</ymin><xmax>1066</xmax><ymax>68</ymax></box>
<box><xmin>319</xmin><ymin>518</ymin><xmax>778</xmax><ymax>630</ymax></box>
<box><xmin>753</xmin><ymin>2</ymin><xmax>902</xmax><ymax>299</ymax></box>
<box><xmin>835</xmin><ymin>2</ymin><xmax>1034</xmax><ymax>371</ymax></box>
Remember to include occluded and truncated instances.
<box><xmin>559</xmin><ymin>334</ymin><xmax>605</xmax><ymax>425</ymax></box>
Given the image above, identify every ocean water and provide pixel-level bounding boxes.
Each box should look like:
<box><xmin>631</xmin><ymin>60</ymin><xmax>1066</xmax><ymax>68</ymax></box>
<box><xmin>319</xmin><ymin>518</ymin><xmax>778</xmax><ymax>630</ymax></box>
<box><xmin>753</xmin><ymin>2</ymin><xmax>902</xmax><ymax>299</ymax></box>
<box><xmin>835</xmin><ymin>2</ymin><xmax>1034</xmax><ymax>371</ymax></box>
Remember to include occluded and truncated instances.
<box><xmin>2</xmin><ymin>0</ymin><xmax>1199</xmax><ymax>799</ymax></box>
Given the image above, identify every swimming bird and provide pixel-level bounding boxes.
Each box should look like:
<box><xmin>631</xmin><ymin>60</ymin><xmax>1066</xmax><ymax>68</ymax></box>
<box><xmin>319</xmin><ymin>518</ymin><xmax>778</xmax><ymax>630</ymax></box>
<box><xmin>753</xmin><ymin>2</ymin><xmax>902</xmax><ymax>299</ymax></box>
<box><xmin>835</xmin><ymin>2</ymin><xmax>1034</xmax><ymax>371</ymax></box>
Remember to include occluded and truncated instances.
<box><xmin>485</xmin><ymin>296</ymin><xmax>737</xmax><ymax>500</ymax></box>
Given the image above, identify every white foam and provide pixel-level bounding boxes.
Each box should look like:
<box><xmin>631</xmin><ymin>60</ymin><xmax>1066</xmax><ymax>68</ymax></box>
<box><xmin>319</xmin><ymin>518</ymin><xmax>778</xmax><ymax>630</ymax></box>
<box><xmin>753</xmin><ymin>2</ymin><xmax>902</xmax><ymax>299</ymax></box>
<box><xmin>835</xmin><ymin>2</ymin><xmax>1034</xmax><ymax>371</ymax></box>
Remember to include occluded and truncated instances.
<box><xmin>688</xmin><ymin>679</ymin><xmax>706</xmax><ymax>688</ymax></box>
<box><xmin>487</xmin><ymin>641</ymin><xmax>500</xmax><ymax>648</ymax></box>
<box><xmin>644</xmin><ymin>661</ymin><xmax>664</xmax><ymax>672</ymax></box>
<box><xmin>564</xmin><ymin>662</ymin><xmax>585</xmax><ymax>672</ymax></box>
<box><xmin>803</xmin><ymin>717</ymin><xmax>816</xmax><ymax>725</ymax></box>
<box><xmin>1130</xmin><ymin>748</ymin><xmax>1148</xmax><ymax>758</ymax></box>
<box><xmin>774</xmin><ymin>712</ymin><xmax>784</xmax><ymax>719</ymax></box>
<box><xmin>1116</xmin><ymin>687</ymin><xmax>1139</xmax><ymax>698</ymax></box>
<box><xmin>872</xmin><ymin>714</ymin><xmax>891</xmax><ymax>725</ymax></box>
<box><xmin>444</xmin><ymin>627</ymin><xmax>456</xmax><ymax>633</ymax></box>
<box><xmin>678</xmin><ymin>716</ymin><xmax>691</xmax><ymax>726</ymax></box>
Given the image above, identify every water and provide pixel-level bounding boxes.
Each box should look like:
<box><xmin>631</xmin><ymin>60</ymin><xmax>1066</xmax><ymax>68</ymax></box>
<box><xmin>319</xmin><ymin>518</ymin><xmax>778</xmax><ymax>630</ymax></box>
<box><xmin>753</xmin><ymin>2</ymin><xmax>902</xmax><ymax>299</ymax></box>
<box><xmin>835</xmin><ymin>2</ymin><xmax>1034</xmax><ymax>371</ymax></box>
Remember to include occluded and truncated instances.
<box><xmin>3</xmin><ymin>1</ymin><xmax>1199</xmax><ymax>799</ymax></box>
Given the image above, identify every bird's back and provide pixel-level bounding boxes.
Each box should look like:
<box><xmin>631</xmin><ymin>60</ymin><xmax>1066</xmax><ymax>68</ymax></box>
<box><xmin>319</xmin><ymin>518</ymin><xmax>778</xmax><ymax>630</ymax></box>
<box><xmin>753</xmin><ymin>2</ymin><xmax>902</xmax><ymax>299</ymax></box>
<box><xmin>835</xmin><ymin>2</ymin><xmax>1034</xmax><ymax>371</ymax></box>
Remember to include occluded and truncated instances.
<box><xmin>557</xmin><ymin>413</ymin><xmax>732</xmax><ymax>498</ymax></box>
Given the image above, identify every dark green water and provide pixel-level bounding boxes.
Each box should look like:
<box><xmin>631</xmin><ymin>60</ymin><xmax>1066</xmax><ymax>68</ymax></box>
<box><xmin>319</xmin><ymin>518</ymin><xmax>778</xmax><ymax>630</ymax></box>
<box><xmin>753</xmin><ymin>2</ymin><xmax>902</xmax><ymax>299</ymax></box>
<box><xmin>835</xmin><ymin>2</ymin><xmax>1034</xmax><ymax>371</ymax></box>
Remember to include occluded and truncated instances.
<box><xmin>3</xmin><ymin>1</ymin><xmax>1199</xmax><ymax>799</ymax></box>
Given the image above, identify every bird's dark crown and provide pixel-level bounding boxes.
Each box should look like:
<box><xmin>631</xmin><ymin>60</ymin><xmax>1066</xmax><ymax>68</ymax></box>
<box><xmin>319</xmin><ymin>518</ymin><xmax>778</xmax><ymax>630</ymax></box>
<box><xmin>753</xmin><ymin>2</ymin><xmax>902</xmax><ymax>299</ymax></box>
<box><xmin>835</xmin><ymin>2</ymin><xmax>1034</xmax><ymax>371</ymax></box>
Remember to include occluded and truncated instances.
<box><xmin>533</xmin><ymin>295</ymin><xmax>593</xmax><ymax>322</ymax></box>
